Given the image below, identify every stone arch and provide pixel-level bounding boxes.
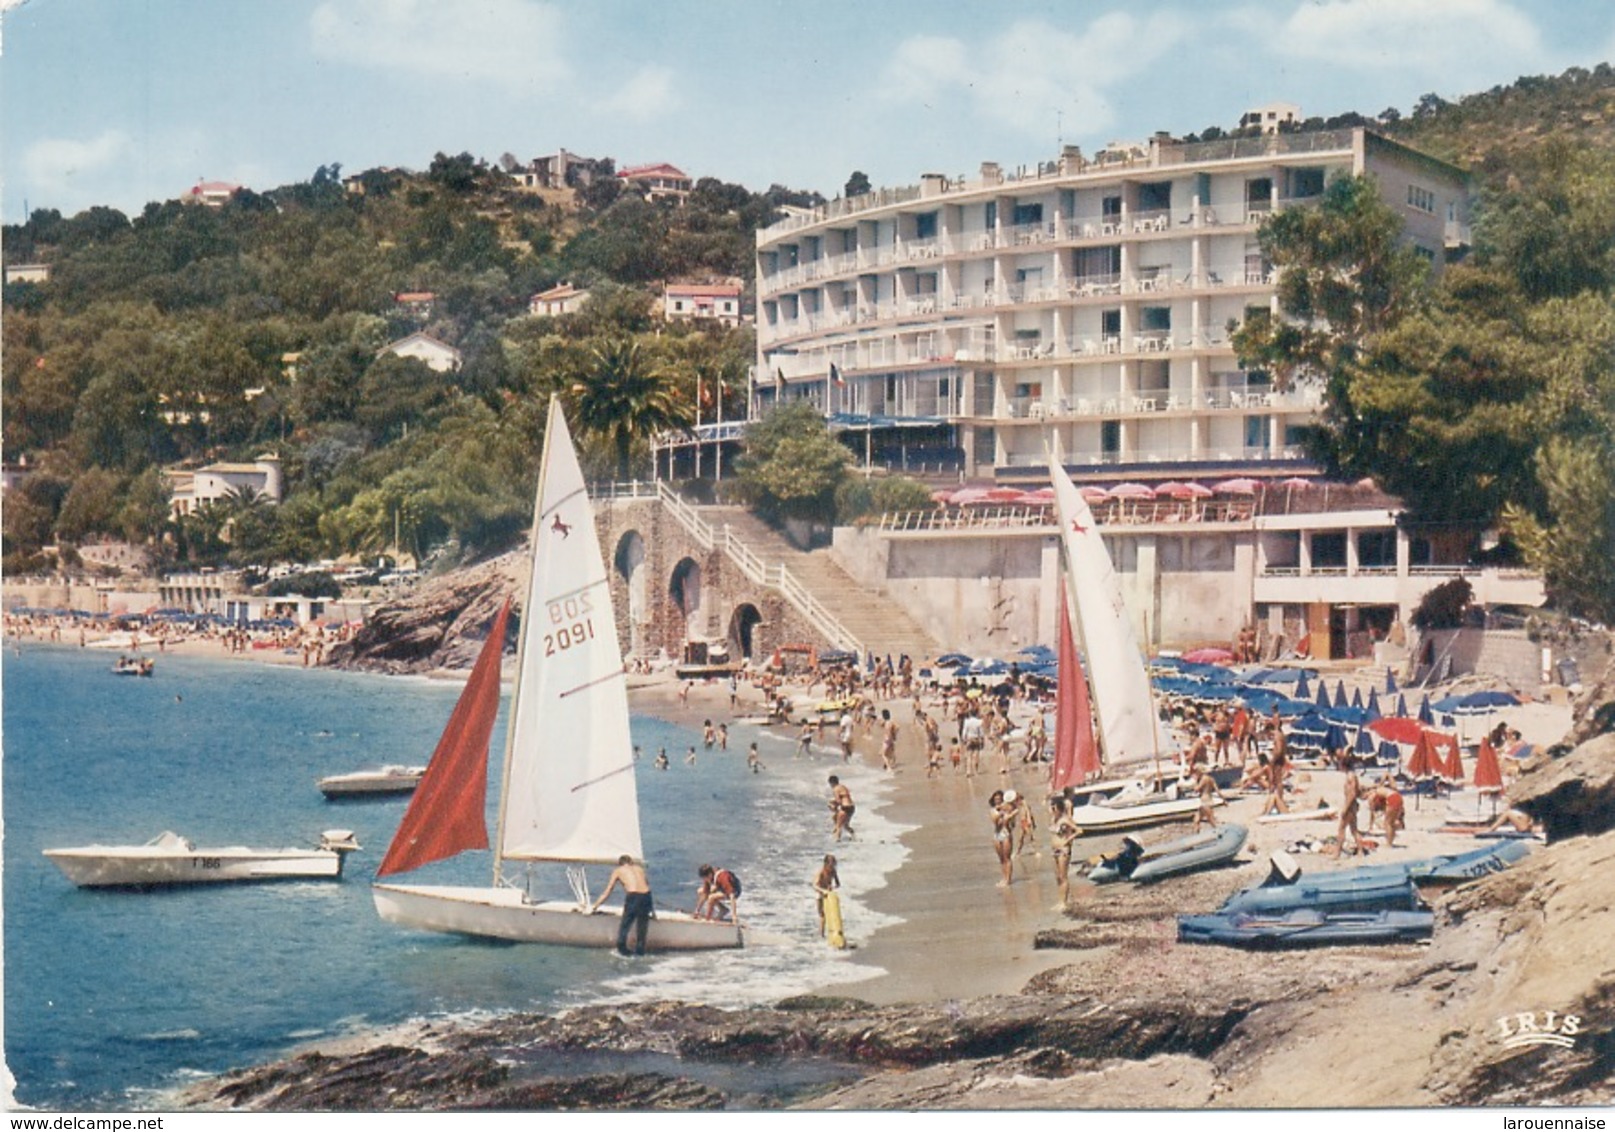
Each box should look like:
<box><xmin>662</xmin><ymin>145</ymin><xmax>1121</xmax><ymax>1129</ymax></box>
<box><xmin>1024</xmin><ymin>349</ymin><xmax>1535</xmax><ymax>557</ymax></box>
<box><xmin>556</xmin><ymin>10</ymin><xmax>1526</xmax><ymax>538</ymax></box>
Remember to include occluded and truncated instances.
<box><xmin>669</xmin><ymin>556</ymin><xmax>704</xmax><ymax>641</ymax></box>
<box><xmin>727</xmin><ymin>603</ymin><xmax>763</xmax><ymax>661</ymax></box>
<box><xmin>613</xmin><ymin>529</ymin><xmax>648</xmax><ymax>658</ymax></box>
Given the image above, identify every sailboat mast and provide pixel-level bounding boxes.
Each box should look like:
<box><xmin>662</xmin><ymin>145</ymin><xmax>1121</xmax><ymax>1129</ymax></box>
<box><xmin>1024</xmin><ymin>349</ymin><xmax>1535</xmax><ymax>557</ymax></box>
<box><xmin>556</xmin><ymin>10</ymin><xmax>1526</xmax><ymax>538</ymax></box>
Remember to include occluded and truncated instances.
<box><xmin>492</xmin><ymin>395</ymin><xmax>563</xmax><ymax>884</ymax></box>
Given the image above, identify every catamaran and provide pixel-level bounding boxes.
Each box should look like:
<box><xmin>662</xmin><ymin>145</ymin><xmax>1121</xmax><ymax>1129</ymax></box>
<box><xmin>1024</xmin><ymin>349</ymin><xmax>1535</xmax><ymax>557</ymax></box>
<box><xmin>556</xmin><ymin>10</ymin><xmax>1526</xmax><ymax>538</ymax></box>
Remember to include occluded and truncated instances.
<box><xmin>1048</xmin><ymin>462</ymin><xmax>1211</xmax><ymax>832</ymax></box>
<box><xmin>371</xmin><ymin>397</ymin><xmax>742</xmax><ymax>950</ymax></box>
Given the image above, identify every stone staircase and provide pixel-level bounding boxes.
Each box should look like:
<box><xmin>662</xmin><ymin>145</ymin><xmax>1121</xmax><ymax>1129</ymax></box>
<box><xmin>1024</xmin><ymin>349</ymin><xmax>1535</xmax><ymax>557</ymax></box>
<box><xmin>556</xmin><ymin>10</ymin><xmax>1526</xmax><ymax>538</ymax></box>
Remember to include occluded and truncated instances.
<box><xmin>700</xmin><ymin>505</ymin><xmax>941</xmax><ymax>662</ymax></box>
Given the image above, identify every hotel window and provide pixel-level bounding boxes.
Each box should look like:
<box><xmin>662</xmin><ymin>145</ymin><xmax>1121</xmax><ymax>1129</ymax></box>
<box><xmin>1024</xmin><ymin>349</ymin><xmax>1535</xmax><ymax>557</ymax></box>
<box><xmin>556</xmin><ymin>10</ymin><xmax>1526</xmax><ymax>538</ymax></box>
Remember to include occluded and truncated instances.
<box><xmin>1012</xmin><ymin>202</ymin><xmax>1043</xmax><ymax>227</ymax></box>
<box><xmin>985</xmin><ymin>201</ymin><xmax>997</xmax><ymax>230</ymax></box>
<box><xmin>915</xmin><ymin>211</ymin><xmax>938</xmax><ymax>240</ymax></box>
<box><xmin>1406</xmin><ymin>184</ymin><xmax>1436</xmax><ymax>213</ymax></box>
<box><xmin>1101</xmin><ymin>420</ymin><xmax>1120</xmax><ymax>458</ymax></box>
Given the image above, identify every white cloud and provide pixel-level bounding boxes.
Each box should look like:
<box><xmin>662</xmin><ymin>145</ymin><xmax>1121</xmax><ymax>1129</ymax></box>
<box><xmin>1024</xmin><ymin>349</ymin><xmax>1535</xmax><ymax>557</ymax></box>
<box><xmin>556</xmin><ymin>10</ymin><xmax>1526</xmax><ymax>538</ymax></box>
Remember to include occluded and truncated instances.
<box><xmin>879</xmin><ymin>15</ymin><xmax>1190</xmax><ymax>140</ymax></box>
<box><xmin>601</xmin><ymin>65</ymin><xmax>679</xmax><ymax>122</ymax></box>
<box><xmin>309</xmin><ymin>0</ymin><xmax>570</xmax><ymax>92</ymax></box>
<box><xmin>22</xmin><ymin>130</ymin><xmax>135</xmax><ymax>199</ymax></box>
<box><xmin>1275</xmin><ymin>0</ymin><xmax>1547</xmax><ymax>79</ymax></box>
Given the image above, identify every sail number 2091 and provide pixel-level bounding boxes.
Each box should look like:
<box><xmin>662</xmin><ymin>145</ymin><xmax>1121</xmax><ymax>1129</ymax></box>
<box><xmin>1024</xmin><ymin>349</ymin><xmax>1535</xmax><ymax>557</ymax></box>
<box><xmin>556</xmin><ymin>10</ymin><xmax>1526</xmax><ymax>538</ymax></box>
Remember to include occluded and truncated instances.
<box><xmin>544</xmin><ymin>594</ymin><xmax>596</xmax><ymax>656</ymax></box>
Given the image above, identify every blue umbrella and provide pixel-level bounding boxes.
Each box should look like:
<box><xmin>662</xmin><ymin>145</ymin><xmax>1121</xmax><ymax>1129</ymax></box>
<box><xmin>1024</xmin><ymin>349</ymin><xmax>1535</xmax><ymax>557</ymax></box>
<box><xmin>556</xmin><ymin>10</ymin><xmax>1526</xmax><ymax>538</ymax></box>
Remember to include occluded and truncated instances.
<box><xmin>1322</xmin><ymin>705</ymin><xmax>1372</xmax><ymax>727</ymax></box>
<box><xmin>1333</xmin><ymin>681</ymin><xmax>1350</xmax><ymax>710</ymax></box>
<box><xmin>1386</xmin><ymin>669</ymin><xmax>1398</xmax><ymax>693</ymax></box>
<box><xmin>1355</xmin><ymin>727</ymin><xmax>1377</xmax><ymax>755</ymax></box>
<box><xmin>1289</xmin><ymin>713</ymin><xmax>1331</xmax><ymax>738</ymax></box>
<box><xmin>1452</xmin><ymin>690</ymin><xmax>1520</xmax><ymax>715</ymax></box>
<box><xmin>1377</xmin><ymin>740</ymin><xmax>1401</xmax><ymax>764</ymax></box>
<box><xmin>1295</xmin><ymin>670</ymin><xmax>1312</xmax><ymax>699</ymax></box>
<box><xmin>1366</xmin><ymin>688</ymin><xmax>1382</xmax><ymax>716</ymax></box>
<box><xmin>1351</xmin><ymin>687</ymin><xmax>1364</xmax><ymax>710</ymax></box>
<box><xmin>1395</xmin><ymin>693</ymin><xmax>1409</xmax><ymax>718</ymax></box>
<box><xmin>1315</xmin><ymin>682</ymin><xmax>1331</xmax><ymax>710</ymax></box>
<box><xmin>1418</xmin><ymin>695</ymin><xmax>1434</xmax><ymax>725</ymax></box>
<box><xmin>936</xmin><ymin>652</ymin><xmax>973</xmax><ymax>667</ymax></box>
<box><xmin>1323</xmin><ymin>723</ymin><xmax>1349</xmax><ymax>753</ymax></box>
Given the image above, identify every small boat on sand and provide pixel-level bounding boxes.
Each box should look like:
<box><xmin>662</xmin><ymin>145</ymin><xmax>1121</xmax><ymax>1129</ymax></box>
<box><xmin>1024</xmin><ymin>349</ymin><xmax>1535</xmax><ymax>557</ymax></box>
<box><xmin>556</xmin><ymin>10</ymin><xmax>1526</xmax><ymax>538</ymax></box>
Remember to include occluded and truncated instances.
<box><xmin>318</xmin><ymin>765</ymin><xmax>427</xmax><ymax>799</ymax></box>
<box><xmin>44</xmin><ymin>830</ymin><xmax>360</xmax><ymax>888</ymax></box>
<box><xmin>1219</xmin><ymin>866</ymin><xmax>1423</xmax><ymax>916</ymax></box>
<box><xmin>1088</xmin><ymin>823</ymin><xmax>1247</xmax><ymax>884</ymax></box>
<box><xmin>1068</xmin><ymin>781</ymin><xmax>1219</xmax><ymax>835</ymax></box>
<box><xmin>1177</xmin><ymin>908</ymin><xmax>1434</xmax><ymax>949</ymax></box>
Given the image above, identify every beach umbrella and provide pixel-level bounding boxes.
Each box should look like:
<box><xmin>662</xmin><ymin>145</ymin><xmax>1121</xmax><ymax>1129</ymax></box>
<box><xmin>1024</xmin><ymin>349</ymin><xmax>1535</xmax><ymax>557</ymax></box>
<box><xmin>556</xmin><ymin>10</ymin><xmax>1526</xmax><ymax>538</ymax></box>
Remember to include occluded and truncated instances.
<box><xmin>1386</xmin><ymin>669</ymin><xmax>1398</xmax><ymax>693</ymax></box>
<box><xmin>1182</xmin><ymin>647</ymin><xmax>1234</xmax><ymax>664</ymax></box>
<box><xmin>948</xmin><ymin>487</ymin><xmax>992</xmax><ymax>505</ymax></box>
<box><xmin>1351</xmin><ymin>687</ymin><xmax>1364</xmax><ymax>710</ymax></box>
<box><xmin>1395</xmin><ymin>693</ymin><xmax>1409</xmax><ymax>718</ymax></box>
<box><xmin>1366</xmin><ymin>688</ymin><xmax>1382</xmax><ymax>717</ymax></box>
<box><xmin>1406</xmin><ymin>732</ymin><xmax>1437</xmax><ymax>780</ymax></box>
<box><xmin>1212</xmin><ymin>477</ymin><xmax>1261</xmax><ymax>494</ymax></box>
<box><xmin>1333</xmin><ymin>681</ymin><xmax>1350</xmax><ymax>710</ymax></box>
<box><xmin>1474</xmin><ymin>736</ymin><xmax>1504</xmax><ymax>792</ymax></box>
<box><xmin>1433</xmin><ymin>733</ymin><xmax>1464</xmax><ymax>781</ymax></box>
<box><xmin>1322</xmin><ymin>705</ymin><xmax>1371</xmax><ymax>727</ymax></box>
<box><xmin>936</xmin><ymin>652</ymin><xmax>973</xmax><ymax>667</ymax></box>
<box><xmin>1022</xmin><ymin>486</ymin><xmax>1056</xmax><ymax>504</ymax></box>
<box><xmin>1106</xmin><ymin>482</ymin><xmax>1156</xmax><ymax>499</ymax></box>
<box><xmin>1453</xmin><ymin>690</ymin><xmax>1521</xmax><ymax>715</ymax></box>
<box><xmin>1156</xmin><ymin>481</ymin><xmax>1212</xmax><ymax>498</ymax></box>
<box><xmin>1417</xmin><ymin>695</ymin><xmax>1434</xmax><ymax>725</ymax></box>
<box><xmin>1315</xmin><ymin>682</ymin><xmax>1330</xmax><ymax>710</ymax></box>
<box><xmin>1323</xmin><ymin>723</ymin><xmax>1349</xmax><ymax>755</ymax></box>
<box><xmin>1079</xmin><ymin>485</ymin><xmax>1110</xmax><ymax>503</ymax></box>
<box><xmin>1377</xmin><ymin>740</ymin><xmax>1401</xmax><ymax>765</ymax></box>
<box><xmin>1295</xmin><ymin>669</ymin><xmax>1311</xmax><ymax>699</ymax></box>
<box><xmin>982</xmin><ymin>487</ymin><xmax>1028</xmax><ymax>503</ymax></box>
<box><xmin>1367</xmin><ymin>716</ymin><xmax>1425</xmax><ymax>745</ymax></box>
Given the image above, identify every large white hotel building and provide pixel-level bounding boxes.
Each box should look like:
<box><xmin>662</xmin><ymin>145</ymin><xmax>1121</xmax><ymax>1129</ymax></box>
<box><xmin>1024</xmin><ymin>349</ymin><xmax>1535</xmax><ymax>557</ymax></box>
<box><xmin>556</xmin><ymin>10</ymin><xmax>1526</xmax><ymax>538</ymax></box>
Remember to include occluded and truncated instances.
<box><xmin>742</xmin><ymin>126</ymin><xmax>1545</xmax><ymax>662</ymax></box>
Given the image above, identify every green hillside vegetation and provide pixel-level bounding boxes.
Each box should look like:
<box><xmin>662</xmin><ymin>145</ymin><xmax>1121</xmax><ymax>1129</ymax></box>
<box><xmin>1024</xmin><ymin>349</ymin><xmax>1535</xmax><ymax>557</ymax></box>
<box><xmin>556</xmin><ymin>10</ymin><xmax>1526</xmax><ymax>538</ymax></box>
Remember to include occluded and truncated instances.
<box><xmin>1229</xmin><ymin>65</ymin><xmax>1615</xmax><ymax>620</ymax></box>
<box><xmin>2</xmin><ymin>156</ymin><xmax>820</xmax><ymax>574</ymax></box>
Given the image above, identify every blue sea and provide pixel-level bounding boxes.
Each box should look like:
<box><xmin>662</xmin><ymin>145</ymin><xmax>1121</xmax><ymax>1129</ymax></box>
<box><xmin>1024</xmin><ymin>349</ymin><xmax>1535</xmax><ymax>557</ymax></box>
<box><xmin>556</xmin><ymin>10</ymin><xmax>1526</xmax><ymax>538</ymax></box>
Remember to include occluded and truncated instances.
<box><xmin>2</xmin><ymin>645</ymin><xmax>912</xmax><ymax>1110</ymax></box>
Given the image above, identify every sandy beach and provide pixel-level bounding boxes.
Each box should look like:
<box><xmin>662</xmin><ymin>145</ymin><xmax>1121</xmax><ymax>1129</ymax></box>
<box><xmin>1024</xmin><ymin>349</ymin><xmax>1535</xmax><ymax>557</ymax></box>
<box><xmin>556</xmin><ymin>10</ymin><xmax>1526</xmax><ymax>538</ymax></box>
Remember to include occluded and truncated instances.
<box><xmin>622</xmin><ymin>663</ymin><xmax>1574</xmax><ymax>1008</ymax></box>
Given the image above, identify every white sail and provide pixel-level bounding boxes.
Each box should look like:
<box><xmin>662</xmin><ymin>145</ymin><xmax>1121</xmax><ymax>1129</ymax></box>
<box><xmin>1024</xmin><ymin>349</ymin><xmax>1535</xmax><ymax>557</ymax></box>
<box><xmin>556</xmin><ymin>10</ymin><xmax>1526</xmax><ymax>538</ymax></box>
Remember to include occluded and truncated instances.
<box><xmin>498</xmin><ymin>398</ymin><xmax>642</xmax><ymax>865</ymax></box>
<box><xmin>1049</xmin><ymin>462</ymin><xmax>1177</xmax><ymax>766</ymax></box>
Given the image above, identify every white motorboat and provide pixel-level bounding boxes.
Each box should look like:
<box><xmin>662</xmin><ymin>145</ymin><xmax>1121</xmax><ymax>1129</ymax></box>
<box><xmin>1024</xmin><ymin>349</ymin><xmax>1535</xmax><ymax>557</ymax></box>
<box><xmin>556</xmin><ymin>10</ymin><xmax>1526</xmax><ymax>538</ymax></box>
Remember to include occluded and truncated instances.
<box><xmin>43</xmin><ymin>829</ymin><xmax>360</xmax><ymax>888</ymax></box>
<box><xmin>318</xmin><ymin>765</ymin><xmax>427</xmax><ymax>798</ymax></box>
<box><xmin>372</xmin><ymin>397</ymin><xmax>743</xmax><ymax>951</ymax></box>
<box><xmin>1068</xmin><ymin>780</ymin><xmax>1220</xmax><ymax>834</ymax></box>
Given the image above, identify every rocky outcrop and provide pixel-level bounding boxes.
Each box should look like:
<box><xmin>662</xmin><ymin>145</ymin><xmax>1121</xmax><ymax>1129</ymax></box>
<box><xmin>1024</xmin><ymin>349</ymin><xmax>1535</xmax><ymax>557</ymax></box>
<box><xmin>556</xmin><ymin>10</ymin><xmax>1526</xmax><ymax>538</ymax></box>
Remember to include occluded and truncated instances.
<box><xmin>1510</xmin><ymin>731</ymin><xmax>1615</xmax><ymax>839</ymax></box>
<box><xmin>325</xmin><ymin>555</ymin><xmax>523</xmax><ymax>675</ymax></box>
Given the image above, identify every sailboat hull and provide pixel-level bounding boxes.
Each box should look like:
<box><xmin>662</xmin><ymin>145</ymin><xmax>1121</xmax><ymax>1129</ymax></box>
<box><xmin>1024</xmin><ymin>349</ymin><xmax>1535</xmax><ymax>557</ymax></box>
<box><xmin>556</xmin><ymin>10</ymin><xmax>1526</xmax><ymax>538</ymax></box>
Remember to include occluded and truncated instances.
<box><xmin>372</xmin><ymin>883</ymin><xmax>745</xmax><ymax>950</ymax></box>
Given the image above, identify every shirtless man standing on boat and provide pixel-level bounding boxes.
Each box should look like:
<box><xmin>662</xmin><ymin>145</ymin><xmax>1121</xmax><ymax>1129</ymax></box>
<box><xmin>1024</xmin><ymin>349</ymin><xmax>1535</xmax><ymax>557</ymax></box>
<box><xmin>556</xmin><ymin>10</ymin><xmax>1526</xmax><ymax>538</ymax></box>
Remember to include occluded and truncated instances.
<box><xmin>590</xmin><ymin>855</ymin><xmax>654</xmax><ymax>957</ymax></box>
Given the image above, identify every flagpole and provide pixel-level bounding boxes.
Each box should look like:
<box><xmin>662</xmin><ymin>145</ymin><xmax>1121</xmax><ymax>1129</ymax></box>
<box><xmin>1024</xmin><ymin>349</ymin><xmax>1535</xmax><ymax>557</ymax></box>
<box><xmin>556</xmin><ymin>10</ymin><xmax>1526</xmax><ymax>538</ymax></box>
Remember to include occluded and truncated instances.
<box><xmin>694</xmin><ymin>373</ymin><xmax>703</xmax><ymax>481</ymax></box>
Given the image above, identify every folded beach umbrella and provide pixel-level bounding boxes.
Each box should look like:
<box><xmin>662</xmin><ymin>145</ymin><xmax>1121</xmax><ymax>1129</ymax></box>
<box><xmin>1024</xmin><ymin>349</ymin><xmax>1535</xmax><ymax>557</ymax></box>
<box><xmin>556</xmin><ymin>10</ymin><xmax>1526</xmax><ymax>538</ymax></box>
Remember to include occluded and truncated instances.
<box><xmin>1434</xmin><ymin>733</ymin><xmax>1464</xmax><ymax>781</ymax></box>
<box><xmin>1417</xmin><ymin>695</ymin><xmax>1434</xmax><ymax>725</ymax></box>
<box><xmin>1295</xmin><ymin>669</ymin><xmax>1311</xmax><ymax>699</ymax></box>
<box><xmin>1333</xmin><ymin>681</ymin><xmax>1350</xmax><ymax>710</ymax></box>
<box><xmin>1315</xmin><ymin>682</ymin><xmax>1331</xmax><ymax>710</ymax></box>
<box><xmin>1473</xmin><ymin>735</ymin><xmax>1505</xmax><ymax>793</ymax></box>
<box><xmin>1395</xmin><ymin>693</ymin><xmax>1409</xmax><ymax>718</ymax></box>
<box><xmin>1354</xmin><ymin>726</ymin><xmax>1376</xmax><ymax>756</ymax></box>
<box><xmin>1406</xmin><ymin>732</ymin><xmax>1438</xmax><ymax>779</ymax></box>
<box><xmin>1386</xmin><ymin>669</ymin><xmax>1398</xmax><ymax>693</ymax></box>
<box><xmin>1366</xmin><ymin>688</ymin><xmax>1382</xmax><ymax>717</ymax></box>
<box><xmin>1351</xmin><ymin>687</ymin><xmax>1364</xmax><ymax>710</ymax></box>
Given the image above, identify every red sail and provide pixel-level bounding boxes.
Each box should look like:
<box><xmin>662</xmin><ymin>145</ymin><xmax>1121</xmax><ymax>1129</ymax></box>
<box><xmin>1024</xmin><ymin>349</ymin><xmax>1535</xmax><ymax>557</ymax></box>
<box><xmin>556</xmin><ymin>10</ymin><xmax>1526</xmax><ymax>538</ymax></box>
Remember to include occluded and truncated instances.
<box><xmin>1051</xmin><ymin>594</ymin><xmax>1100</xmax><ymax>793</ymax></box>
<box><xmin>376</xmin><ymin>599</ymin><xmax>510</xmax><ymax>878</ymax></box>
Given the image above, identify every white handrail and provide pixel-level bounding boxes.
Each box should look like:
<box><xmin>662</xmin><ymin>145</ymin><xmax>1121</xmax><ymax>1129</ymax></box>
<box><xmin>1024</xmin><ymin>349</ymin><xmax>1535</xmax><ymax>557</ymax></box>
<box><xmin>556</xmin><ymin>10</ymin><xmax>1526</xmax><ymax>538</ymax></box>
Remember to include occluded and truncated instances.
<box><xmin>653</xmin><ymin>483</ymin><xmax>863</xmax><ymax>654</ymax></box>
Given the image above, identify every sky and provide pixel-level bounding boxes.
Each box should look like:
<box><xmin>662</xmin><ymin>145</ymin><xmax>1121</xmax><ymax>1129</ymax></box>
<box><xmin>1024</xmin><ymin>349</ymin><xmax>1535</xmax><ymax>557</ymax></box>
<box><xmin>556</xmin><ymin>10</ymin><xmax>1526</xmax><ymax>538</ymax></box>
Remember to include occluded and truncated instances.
<box><xmin>3</xmin><ymin>0</ymin><xmax>1615</xmax><ymax>224</ymax></box>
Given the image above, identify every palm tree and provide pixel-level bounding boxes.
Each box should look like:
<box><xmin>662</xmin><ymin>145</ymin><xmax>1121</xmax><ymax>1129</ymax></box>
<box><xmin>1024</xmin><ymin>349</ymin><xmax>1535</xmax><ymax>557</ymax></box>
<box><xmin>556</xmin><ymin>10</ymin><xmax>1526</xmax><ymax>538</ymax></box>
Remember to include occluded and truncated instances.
<box><xmin>570</xmin><ymin>337</ymin><xmax>691</xmax><ymax>481</ymax></box>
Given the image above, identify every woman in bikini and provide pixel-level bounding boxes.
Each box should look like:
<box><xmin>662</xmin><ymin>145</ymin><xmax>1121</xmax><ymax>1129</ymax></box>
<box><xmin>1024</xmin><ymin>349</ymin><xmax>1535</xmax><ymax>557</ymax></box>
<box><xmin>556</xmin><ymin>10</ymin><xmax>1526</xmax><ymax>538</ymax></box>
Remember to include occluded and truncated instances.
<box><xmin>989</xmin><ymin>789</ymin><xmax>1016</xmax><ymax>887</ymax></box>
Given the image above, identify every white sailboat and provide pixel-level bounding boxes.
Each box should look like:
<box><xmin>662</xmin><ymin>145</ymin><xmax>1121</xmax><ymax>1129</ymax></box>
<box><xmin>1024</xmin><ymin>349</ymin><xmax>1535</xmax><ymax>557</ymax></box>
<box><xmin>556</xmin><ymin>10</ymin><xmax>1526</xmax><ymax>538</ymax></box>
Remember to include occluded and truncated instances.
<box><xmin>1048</xmin><ymin>463</ymin><xmax>1211</xmax><ymax>832</ymax></box>
<box><xmin>317</xmin><ymin>765</ymin><xmax>427</xmax><ymax>799</ymax></box>
<box><xmin>371</xmin><ymin>397</ymin><xmax>742</xmax><ymax>950</ymax></box>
